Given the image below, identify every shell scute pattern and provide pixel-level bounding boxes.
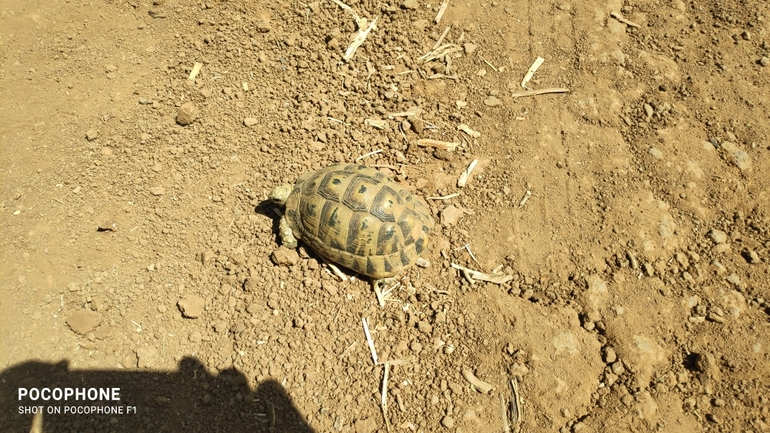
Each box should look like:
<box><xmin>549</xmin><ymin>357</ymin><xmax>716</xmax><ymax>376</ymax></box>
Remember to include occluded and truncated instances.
<box><xmin>284</xmin><ymin>164</ymin><xmax>434</xmax><ymax>279</ymax></box>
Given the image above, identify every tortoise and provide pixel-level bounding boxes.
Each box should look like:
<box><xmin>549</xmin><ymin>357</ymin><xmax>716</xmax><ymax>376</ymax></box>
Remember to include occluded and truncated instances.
<box><xmin>269</xmin><ymin>163</ymin><xmax>434</xmax><ymax>290</ymax></box>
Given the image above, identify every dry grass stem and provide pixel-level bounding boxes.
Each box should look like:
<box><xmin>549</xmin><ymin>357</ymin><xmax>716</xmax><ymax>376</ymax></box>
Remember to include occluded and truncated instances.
<box><xmin>417</xmin><ymin>139</ymin><xmax>459</xmax><ymax>151</ymax></box>
<box><xmin>427</xmin><ymin>193</ymin><xmax>460</xmax><ymax>200</ymax></box>
<box><xmin>520</xmin><ymin>57</ymin><xmax>545</xmax><ymax>89</ymax></box>
<box><xmin>362</xmin><ymin>318</ymin><xmax>378</xmax><ymax>365</ymax></box>
<box><xmin>355</xmin><ymin>149</ymin><xmax>383</xmax><ymax>161</ymax></box>
<box><xmin>188</xmin><ymin>62</ymin><xmax>203</xmax><ymax>81</ymax></box>
<box><xmin>435</xmin><ymin>0</ymin><xmax>449</xmax><ymax>23</ymax></box>
<box><xmin>610</xmin><ymin>11</ymin><xmax>640</xmax><ymax>28</ymax></box>
<box><xmin>457</xmin><ymin>159</ymin><xmax>478</xmax><ymax>188</ymax></box>
<box><xmin>510</xmin><ymin>87</ymin><xmax>570</xmax><ymax>98</ymax></box>
<box><xmin>519</xmin><ymin>190</ymin><xmax>532</xmax><ymax>208</ymax></box>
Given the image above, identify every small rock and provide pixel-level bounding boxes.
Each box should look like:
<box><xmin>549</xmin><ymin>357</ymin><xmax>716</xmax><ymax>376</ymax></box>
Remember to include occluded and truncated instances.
<box><xmin>410</xmin><ymin>341</ymin><xmax>423</xmax><ymax>353</ymax></box>
<box><xmin>136</xmin><ymin>346</ymin><xmax>159</xmax><ymax>368</ymax></box>
<box><xmin>483</xmin><ymin>96</ymin><xmax>502</xmax><ymax>107</ymax></box>
<box><xmin>85</xmin><ymin>129</ymin><xmax>99</xmax><ymax>141</ymax></box>
<box><xmin>464</xmin><ymin>43</ymin><xmax>478</xmax><ymax>54</ymax></box>
<box><xmin>411</xmin><ymin>117</ymin><xmax>424</xmax><ymax>134</ymax></box>
<box><xmin>246</xmin><ymin>303</ymin><xmax>260</xmax><ymax>314</ymax></box>
<box><xmin>412</xmin><ymin>19</ymin><xmax>429</xmax><ymax>31</ymax></box>
<box><xmin>417</xmin><ymin>320</ymin><xmax>432</xmax><ymax>333</ymax></box>
<box><xmin>649</xmin><ymin>148</ymin><xmax>663</xmax><ymax>159</ymax></box>
<box><xmin>440</xmin><ymin>416</ymin><xmax>454</xmax><ymax>429</ymax></box>
<box><xmin>709</xmin><ymin>229</ymin><xmax>728</xmax><ymax>244</ymax></box>
<box><xmin>401</xmin><ymin>0</ymin><xmax>418</xmax><ymax>9</ymax></box>
<box><xmin>243</xmin><ymin>117</ymin><xmax>259</xmax><ymax>127</ymax></box>
<box><xmin>66</xmin><ymin>309</ymin><xmax>102</xmax><ymax>334</ymax></box>
<box><xmin>189</xmin><ymin>331</ymin><xmax>202</xmax><ymax>343</ymax></box>
<box><xmin>150</xmin><ymin>186</ymin><xmax>166</xmax><ymax>196</ymax></box>
<box><xmin>271</xmin><ymin>247</ymin><xmax>300</xmax><ymax>266</ymax></box>
<box><xmin>433</xmin><ymin>148</ymin><xmax>452</xmax><ymax>161</ymax></box>
<box><xmin>726</xmin><ymin>273</ymin><xmax>742</xmax><ymax>287</ymax></box>
<box><xmin>720</xmin><ymin>141</ymin><xmax>752</xmax><ymax>171</ymax></box>
<box><xmin>760</xmin><ymin>56</ymin><xmax>770</xmax><ymax>67</ymax></box>
<box><xmin>178</xmin><ymin>295</ymin><xmax>205</xmax><ymax>318</ymax></box>
<box><xmin>440</xmin><ymin>205</ymin><xmax>464</xmax><ymax>226</ymax></box>
<box><xmin>693</xmin><ymin>352</ymin><xmax>718</xmax><ymax>375</ymax></box>
<box><xmin>603</xmin><ymin>347</ymin><xmax>617</xmax><ymax>364</ymax></box>
<box><xmin>256</xmin><ymin>19</ymin><xmax>272</xmax><ymax>33</ymax></box>
<box><xmin>744</xmin><ymin>250</ymin><xmax>760</xmax><ymax>264</ymax></box>
<box><xmin>154</xmin><ymin>396</ymin><xmax>170</xmax><ymax>406</ymax></box>
<box><xmin>176</xmin><ymin>102</ymin><xmax>199</xmax><ymax>126</ymax></box>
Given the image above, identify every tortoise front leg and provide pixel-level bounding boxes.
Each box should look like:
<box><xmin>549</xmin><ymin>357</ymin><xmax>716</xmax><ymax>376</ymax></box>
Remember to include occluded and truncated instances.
<box><xmin>278</xmin><ymin>215</ymin><xmax>298</xmax><ymax>249</ymax></box>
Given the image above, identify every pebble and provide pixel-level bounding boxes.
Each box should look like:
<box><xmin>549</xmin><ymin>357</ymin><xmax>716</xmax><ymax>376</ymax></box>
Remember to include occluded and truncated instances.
<box><xmin>417</xmin><ymin>320</ymin><xmax>432</xmax><ymax>333</ymax></box>
<box><xmin>243</xmin><ymin>117</ymin><xmax>259</xmax><ymax>127</ymax></box>
<box><xmin>483</xmin><ymin>96</ymin><xmax>502</xmax><ymax>107</ymax></box>
<box><xmin>720</xmin><ymin>141</ymin><xmax>752</xmax><ymax>171</ymax></box>
<box><xmin>603</xmin><ymin>347</ymin><xmax>617</xmax><ymax>364</ymax></box>
<box><xmin>176</xmin><ymin>102</ymin><xmax>199</xmax><ymax>126</ymax></box>
<box><xmin>178</xmin><ymin>295</ymin><xmax>205</xmax><ymax>318</ymax></box>
<box><xmin>150</xmin><ymin>186</ymin><xmax>166</xmax><ymax>196</ymax></box>
<box><xmin>401</xmin><ymin>0</ymin><xmax>418</xmax><ymax>9</ymax></box>
<box><xmin>189</xmin><ymin>331</ymin><xmax>202</xmax><ymax>343</ymax></box>
<box><xmin>745</xmin><ymin>250</ymin><xmax>760</xmax><ymax>264</ymax></box>
<box><xmin>649</xmin><ymin>148</ymin><xmax>663</xmax><ymax>159</ymax></box>
<box><xmin>760</xmin><ymin>56</ymin><xmax>770</xmax><ymax>67</ymax></box>
<box><xmin>440</xmin><ymin>205</ymin><xmax>464</xmax><ymax>226</ymax></box>
<box><xmin>66</xmin><ymin>309</ymin><xmax>102</xmax><ymax>334</ymax></box>
<box><xmin>85</xmin><ymin>129</ymin><xmax>99</xmax><ymax>141</ymax></box>
<box><xmin>440</xmin><ymin>416</ymin><xmax>454</xmax><ymax>429</ymax></box>
<box><xmin>694</xmin><ymin>352</ymin><xmax>718</xmax><ymax>375</ymax></box>
<box><xmin>271</xmin><ymin>247</ymin><xmax>300</xmax><ymax>266</ymax></box>
<box><xmin>412</xmin><ymin>19</ymin><xmax>429</xmax><ymax>31</ymax></box>
<box><xmin>709</xmin><ymin>229</ymin><xmax>727</xmax><ymax>244</ymax></box>
<box><xmin>464</xmin><ymin>43</ymin><xmax>478</xmax><ymax>54</ymax></box>
<box><xmin>726</xmin><ymin>273</ymin><xmax>742</xmax><ymax>287</ymax></box>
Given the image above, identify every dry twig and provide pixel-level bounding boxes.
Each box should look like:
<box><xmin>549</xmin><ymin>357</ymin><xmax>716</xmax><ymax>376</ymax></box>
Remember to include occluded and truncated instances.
<box><xmin>362</xmin><ymin>318</ymin><xmax>378</xmax><ymax>365</ymax></box>
<box><xmin>510</xmin><ymin>87</ymin><xmax>570</xmax><ymax>98</ymax></box>
<box><xmin>435</xmin><ymin>0</ymin><xmax>449</xmax><ymax>23</ymax></box>
<box><xmin>610</xmin><ymin>11</ymin><xmax>640</xmax><ymax>28</ymax></box>
<box><xmin>417</xmin><ymin>139</ymin><xmax>459</xmax><ymax>151</ymax></box>
<box><xmin>520</xmin><ymin>57</ymin><xmax>545</xmax><ymax>89</ymax></box>
<box><xmin>457</xmin><ymin>159</ymin><xmax>478</xmax><ymax>188</ymax></box>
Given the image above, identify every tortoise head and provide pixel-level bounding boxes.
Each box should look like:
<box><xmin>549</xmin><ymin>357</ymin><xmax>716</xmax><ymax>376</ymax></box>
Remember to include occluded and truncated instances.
<box><xmin>268</xmin><ymin>184</ymin><xmax>293</xmax><ymax>206</ymax></box>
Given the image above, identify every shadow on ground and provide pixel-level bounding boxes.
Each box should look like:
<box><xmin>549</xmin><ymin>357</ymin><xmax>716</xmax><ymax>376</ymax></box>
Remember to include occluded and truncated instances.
<box><xmin>0</xmin><ymin>357</ymin><xmax>314</xmax><ymax>432</ymax></box>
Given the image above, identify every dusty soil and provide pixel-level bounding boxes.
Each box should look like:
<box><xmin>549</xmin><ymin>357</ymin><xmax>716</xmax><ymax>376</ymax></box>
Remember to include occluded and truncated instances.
<box><xmin>1</xmin><ymin>0</ymin><xmax>769</xmax><ymax>432</ymax></box>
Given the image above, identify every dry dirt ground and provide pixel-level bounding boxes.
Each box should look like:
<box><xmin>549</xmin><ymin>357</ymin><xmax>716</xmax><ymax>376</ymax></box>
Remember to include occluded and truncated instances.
<box><xmin>1</xmin><ymin>0</ymin><xmax>769</xmax><ymax>432</ymax></box>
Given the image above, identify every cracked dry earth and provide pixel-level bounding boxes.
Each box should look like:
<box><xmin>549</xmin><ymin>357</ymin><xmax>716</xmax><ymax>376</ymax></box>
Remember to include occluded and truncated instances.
<box><xmin>1</xmin><ymin>0</ymin><xmax>769</xmax><ymax>432</ymax></box>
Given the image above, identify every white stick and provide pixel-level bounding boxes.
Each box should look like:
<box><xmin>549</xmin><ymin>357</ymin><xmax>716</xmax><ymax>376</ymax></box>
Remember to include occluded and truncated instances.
<box><xmin>362</xmin><ymin>318</ymin><xmax>378</xmax><ymax>365</ymax></box>
<box><xmin>355</xmin><ymin>149</ymin><xmax>383</xmax><ymax>161</ymax></box>
<box><xmin>457</xmin><ymin>159</ymin><xmax>478</xmax><ymax>188</ymax></box>
<box><xmin>427</xmin><ymin>193</ymin><xmax>460</xmax><ymax>200</ymax></box>
<box><xmin>432</xmin><ymin>26</ymin><xmax>451</xmax><ymax>51</ymax></box>
<box><xmin>381</xmin><ymin>362</ymin><xmax>391</xmax><ymax>431</ymax></box>
<box><xmin>188</xmin><ymin>62</ymin><xmax>203</xmax><ymax>81</ymax></box>
<box><xmin>435</xmin><ymin>0</ymin><xmax>449</xmax><ymax>23</ymax></box>
<box><xmin>519</xmin><ymin>190</ymin><xmax>531</xmax><ymax>208</ymax></box>
<box><xmin>520</xmin><ymin>57</ymin><xmax>544</xmax><ymax>89</ymax></box>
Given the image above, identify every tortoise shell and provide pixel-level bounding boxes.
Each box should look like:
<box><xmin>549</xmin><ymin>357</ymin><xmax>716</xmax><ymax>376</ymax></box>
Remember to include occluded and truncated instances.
<box><xmin>283</xmin><ymin>164</ymin><xmax>434</xmax><ymax>279</ymax></box>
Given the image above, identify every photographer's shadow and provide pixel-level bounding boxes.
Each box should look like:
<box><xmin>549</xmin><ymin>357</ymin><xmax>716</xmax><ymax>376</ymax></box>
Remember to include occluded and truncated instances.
<box><xmin>0</xmin><ymin>357</ymin><xmax>316</xmax><ymax>432</ymax></box>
